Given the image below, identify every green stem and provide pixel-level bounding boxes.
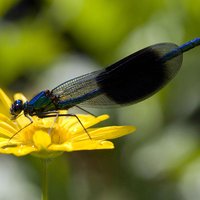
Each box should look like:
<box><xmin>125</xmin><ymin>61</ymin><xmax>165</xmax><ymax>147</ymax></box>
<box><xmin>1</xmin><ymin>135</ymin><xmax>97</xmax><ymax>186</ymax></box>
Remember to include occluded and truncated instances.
<box><xmin>42</xmin><ymin>158</ymin><xmax>49</xmax><ymax>200</ymax></box>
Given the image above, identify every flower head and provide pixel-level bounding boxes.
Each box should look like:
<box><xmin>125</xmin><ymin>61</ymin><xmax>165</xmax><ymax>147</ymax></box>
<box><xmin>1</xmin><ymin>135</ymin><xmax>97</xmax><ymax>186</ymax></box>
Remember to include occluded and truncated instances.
<box><xmin>0</xmin><ymin>89</ymin><xmax>136</xmax><ymax>158</ymax></box>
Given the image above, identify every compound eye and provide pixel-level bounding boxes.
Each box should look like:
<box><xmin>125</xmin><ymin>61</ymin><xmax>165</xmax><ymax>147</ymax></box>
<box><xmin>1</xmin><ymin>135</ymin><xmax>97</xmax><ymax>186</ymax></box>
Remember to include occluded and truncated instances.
<box><xmin>10</xmin><ymin>100</ymin><xmax>24</xmax><ymax>116</ymax></box>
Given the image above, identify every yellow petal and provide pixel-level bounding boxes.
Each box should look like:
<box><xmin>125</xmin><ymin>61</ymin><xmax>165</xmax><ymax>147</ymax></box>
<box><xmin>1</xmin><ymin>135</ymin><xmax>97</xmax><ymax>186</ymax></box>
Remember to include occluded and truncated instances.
<box><xmin>0</xmin><ymin>138</ymin><xmax>10</xmax><ymax>146</ymax></box>
<box><xmin>15</xmin><ymin>114</ymin><xmax>33</xmax><ymax>128</ymax></box>
<box><xmin>49</xmin><ymin>139</ymin><xmax>114</xmax><ymax>151</ymax></box>
<box><xmin>0</xmin><ymin>121</ymin><xmax>18</xmax><ymax>137</ymax></box>
<box><xmin>90</xmin><ymin>126</ymin><xmax>136</xmax><ymax>139</ymax></box>
<box><xmin>0</xmin><ymin>89</ymin><xmax>28</xmax><ymax>127</ymax></box>
<box><xmin>0</xmin><ymin>145</ymin><xmax>37</xmax><ymax>156</ymax></box>
<box><xmin>83</xmin><ymin>114</ymin><xmax>109</xmax><ymax>129</ymax></box>
<box><xmin>67</xmin><ymin>114</ymin><xmax>109</xmax><ymax>133</ymax></box>
<box><xmin>0</xmin><ymin>137</ymin><xmax>21</xmax><ymax>146</ymax></box>
<box><xmin>0</xmin><ymin>114</ymin><xmax>19</xmax><ymax>130</ymax></box>
<box><xmin>13</xmin><ymin>93</ymin><xmax>27</xmax><ymax>103</ymax></box>
<box><xmin>72</xmin><ymin>126</ymin><xmax>136</xmax><ymax>141</ymax></box>
<box><xmin>0</xmin><ymin>89</ymin><xmax>12</xmax><ymax>110</ymax></box>
<box><xmin>0</xmin><ymin>127</ymin><xmax>13</xmax><ymax>138</ymax></box>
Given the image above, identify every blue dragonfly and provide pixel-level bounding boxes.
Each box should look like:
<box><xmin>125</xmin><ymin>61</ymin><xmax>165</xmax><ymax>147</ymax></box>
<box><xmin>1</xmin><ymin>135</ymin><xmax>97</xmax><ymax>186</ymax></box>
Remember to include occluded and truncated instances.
<box><xmin>10</xmin><ymin>38</ymin><xmax>200</xmax><ymax>139</ymax></box>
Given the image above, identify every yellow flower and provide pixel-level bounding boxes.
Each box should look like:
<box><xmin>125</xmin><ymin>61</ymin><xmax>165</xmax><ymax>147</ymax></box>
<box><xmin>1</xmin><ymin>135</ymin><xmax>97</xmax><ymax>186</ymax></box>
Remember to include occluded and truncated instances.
<box><xmin>0</xmin><ymin>89</ymin><xmax>136</xmax><ymax>158</ymax></box>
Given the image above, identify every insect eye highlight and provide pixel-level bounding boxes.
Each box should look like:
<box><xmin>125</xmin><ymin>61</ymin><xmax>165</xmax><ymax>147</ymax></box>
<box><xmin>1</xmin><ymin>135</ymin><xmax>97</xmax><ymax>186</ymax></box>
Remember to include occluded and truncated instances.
<box><xmin>10</xmin><ymin>100</ymin><xmax>24</xmax><ymax>116</ymax></box>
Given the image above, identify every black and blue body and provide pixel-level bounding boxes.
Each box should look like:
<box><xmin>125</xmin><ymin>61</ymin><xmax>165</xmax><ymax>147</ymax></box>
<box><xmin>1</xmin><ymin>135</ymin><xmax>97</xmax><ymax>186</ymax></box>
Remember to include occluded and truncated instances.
<box><xmin>10</xmin><ymin>38</ymin><xmax>200</xmax><ymax>138</ymax></box>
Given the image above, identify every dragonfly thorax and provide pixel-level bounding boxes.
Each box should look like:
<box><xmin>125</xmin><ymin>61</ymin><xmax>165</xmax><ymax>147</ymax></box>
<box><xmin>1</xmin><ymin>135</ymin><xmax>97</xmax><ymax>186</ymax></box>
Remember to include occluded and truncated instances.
<box><xmin>10</xmin><ymin>100</ymin><xmax>24</xmax><ymax>118</ymax></box>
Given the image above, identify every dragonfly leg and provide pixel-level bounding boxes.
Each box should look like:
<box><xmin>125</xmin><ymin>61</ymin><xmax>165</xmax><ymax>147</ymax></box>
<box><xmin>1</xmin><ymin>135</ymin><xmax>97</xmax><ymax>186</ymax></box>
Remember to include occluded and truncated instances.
<box><xmin>65</xmin><ymin>113</ymin><xmax>92</xmax><ymax>139</ymax></box>
<box><xmin>8</xmin><ymin>114</ymin><xmax>33</xmax><ymax>145</ymax></box>
<box><xmin>75</xmin><ymin>105</ymin><xmax>97</xmax><ymax>117</ymax></box>
<box><xmin>34</xmin><ymin>111</ymin><xmax>92</xmax><ymax>139</ymax></box>
<box><xmin>47</xmin><ymin>111</ymin><xmax>59</xmax><ymax>135</ymax></box>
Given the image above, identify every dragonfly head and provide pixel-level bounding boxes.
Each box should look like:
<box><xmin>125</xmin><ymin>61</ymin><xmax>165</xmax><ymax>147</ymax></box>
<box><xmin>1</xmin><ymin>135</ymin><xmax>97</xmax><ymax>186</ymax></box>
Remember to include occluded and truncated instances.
<box><xmin>10</xmin><ymin>100</ymin><xmax>24</xmax><ymax>119</ymax></box>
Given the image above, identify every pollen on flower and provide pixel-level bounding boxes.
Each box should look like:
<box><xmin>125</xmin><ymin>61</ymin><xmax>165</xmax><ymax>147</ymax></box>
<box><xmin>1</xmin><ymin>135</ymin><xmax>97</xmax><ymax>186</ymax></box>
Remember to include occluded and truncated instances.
<box><xmin>0</xmin><ymin>88</ymin><xmax>136</xmax><ymax>158</ymax></box>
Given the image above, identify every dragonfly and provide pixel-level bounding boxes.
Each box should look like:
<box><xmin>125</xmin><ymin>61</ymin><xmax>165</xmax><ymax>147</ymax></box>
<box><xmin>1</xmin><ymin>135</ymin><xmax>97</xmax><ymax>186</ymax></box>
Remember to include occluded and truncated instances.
<box><xmin>10</xmin><ymin>38</ymin><xmax>200</xmax><ymax>140</ymax></box>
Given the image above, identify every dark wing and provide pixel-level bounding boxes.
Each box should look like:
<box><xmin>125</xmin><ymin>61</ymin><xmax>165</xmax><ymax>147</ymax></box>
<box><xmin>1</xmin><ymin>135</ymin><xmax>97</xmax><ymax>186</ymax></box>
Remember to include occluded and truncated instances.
<box><xmin>52</xmin><ymin>42</ymin><xmax>183</xmax><ymax>108</ymax></box>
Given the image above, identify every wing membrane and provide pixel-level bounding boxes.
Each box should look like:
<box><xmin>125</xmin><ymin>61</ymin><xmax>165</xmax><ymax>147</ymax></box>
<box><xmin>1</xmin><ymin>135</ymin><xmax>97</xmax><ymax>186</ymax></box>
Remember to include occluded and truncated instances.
<box><xmin>52</xmin><ymin>43</ymin><xmax>183</xmax><ymax>108</ymax></box>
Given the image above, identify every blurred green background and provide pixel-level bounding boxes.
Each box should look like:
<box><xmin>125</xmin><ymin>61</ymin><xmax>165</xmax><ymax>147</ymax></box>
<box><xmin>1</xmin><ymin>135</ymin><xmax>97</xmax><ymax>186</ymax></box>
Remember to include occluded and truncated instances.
<box><xmin>0</xmin><ymin>0</ymin><xmax>200</xmax><ymax>199</ymax></box>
